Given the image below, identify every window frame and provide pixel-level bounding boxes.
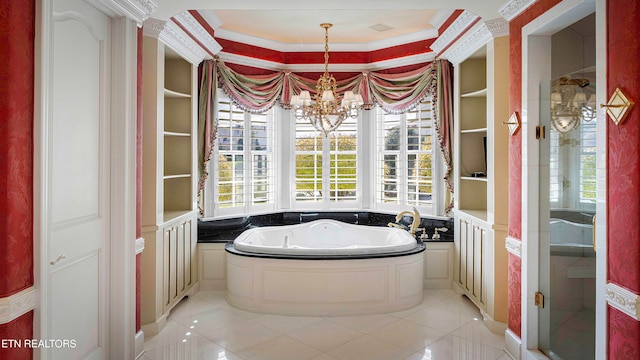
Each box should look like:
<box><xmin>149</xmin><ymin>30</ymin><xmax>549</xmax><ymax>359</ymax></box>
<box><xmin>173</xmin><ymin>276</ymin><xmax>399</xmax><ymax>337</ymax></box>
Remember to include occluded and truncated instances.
<box><xmin>374</xmin><ymin>99</ymin><xmax>445</xmax><ymax>216</ymax></box>
<box><xmin>289</xmin><ymin>114</ymin><xmax>362</xmax><ymax>210</ymax></box>
<box><xmin>205</xmin><ymin>93</ymin><xmax>277</xmax><ymax>218</ymax></box>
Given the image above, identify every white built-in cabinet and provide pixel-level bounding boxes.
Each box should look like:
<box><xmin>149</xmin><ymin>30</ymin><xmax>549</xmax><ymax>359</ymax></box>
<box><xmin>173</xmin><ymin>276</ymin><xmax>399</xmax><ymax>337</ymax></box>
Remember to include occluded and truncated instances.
<box><xmin>452</xmin><ymin>34</ymin><xmax>510</xmax><ymax>331</ymax></box>
<box><xmin>140</xmin><ymin>30</ymin><xmax>199</xmax><ymax>335</ymax></box>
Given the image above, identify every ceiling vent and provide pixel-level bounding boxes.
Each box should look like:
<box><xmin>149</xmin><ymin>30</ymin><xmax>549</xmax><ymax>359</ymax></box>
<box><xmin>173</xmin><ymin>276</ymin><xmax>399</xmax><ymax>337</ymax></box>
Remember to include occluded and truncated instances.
<box><xmin>368</xmin><ymin>23</ymin><xmax>393</xmax><ymax>32</ymax></box>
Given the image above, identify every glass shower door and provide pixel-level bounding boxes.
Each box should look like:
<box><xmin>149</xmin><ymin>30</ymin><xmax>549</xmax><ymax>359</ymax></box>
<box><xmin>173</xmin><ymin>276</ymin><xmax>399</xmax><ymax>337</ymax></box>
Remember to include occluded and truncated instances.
<box><xmin>538</xmin><ymin>73</ymin><xmax>597</xmax><ymax>360</ymax></box>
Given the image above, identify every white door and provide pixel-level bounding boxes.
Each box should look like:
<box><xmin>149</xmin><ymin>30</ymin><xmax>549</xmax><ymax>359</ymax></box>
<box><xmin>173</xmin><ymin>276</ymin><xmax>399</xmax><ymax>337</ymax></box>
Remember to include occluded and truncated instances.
<box><xmin>44</xmin><ymin>0</ymin><xmax>111</xmax><ymax>358</ymax></box>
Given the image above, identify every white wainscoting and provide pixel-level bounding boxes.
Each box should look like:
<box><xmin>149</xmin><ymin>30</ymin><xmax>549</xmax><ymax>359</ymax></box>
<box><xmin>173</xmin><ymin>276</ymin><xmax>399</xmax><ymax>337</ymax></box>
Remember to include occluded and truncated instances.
<box><xmin>423</xmin><ymin>242</ymin><xmax>454</xmax><ymax>289</ymax></box>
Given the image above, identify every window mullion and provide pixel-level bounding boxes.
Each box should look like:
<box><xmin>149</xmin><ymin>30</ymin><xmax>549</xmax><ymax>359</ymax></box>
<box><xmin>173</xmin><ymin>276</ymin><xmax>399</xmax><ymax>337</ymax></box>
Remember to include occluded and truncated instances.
<box><xmin>322</xmin><ymin>131</ymin><xmax>330</xmax><ymax>206</ymax></box>
<box><xmin>244</xmin><ymin>111</ymin><xmax>251</xmax><ymax>213</ymax></box>
<box><xmin>399</xmin><ymin>113</ymin><xmax>407</xmax><ymax>205</ymax></box>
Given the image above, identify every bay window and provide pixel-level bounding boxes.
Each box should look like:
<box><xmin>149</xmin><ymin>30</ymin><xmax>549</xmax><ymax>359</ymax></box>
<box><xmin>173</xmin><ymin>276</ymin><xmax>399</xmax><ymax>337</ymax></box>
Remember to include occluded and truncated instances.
<box><xmin>376</xmin><ymin>99</ymin><xmax>442</xmax><ymax>214</ymax></box>
<box><xmin>211</xmin><ymin>95</ymin><xmax>276</xmax><ymax>216</ymax></box>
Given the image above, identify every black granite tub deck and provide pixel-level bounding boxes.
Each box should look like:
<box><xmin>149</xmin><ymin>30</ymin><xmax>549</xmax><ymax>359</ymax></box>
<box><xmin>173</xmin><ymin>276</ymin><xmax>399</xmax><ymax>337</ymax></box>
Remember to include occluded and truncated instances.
<box><xmin>198</xmin><ymin>211</ymin><xmax>454</xmax><ymax>244</ymax></box>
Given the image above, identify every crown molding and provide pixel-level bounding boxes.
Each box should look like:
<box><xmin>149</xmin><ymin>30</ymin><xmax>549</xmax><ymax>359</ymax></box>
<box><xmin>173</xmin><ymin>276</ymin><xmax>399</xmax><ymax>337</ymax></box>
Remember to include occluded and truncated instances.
<box><xmin>173</xmin><ymin>12</ymin><xmax>222</xmax><ymax>55</ymax></box>
<box><xmin>442</xmin><ymin>21</ymin><xmax>492</xmax><ymax>64</ymax></box>
<box><xmin>486</xmin><ymin>18</ymin><xmax>509</xmax><ymax>37</ymax></box>
<box><xmin>86</xmin><ymin>0</ymin><xmax>157</xmax><ymax>26</ymax></box>
<box><xmin>135</xmin><ymin>237</ymin><xmax>145</xmax><ymax>255</ymax></box>
<box><xmin>505</xmin><ymin>236</ymin><xmax>522</xmax><ymax>258</ymax></box>
<box><xmin>143</xmin><ymin>18</ymin><xmax>210</xmax><ymax>64</ymax></box>
<box><xmin>215</xmin><ymin>27</ymin><xmax>437</xmax><ymax>53</ymax></box>
<box><xmin>430</xmin><ymin>10</ymin><xmax>479</xmax><ymax>54</ymax></box>
<box><xmin>499</xmin><ymin>0</ymin><xmax>537</xmax><ymax>21</ymax></box>
<box><xmin>0</xmin><ymin>287</ymin><xmax>38</xmax><ymax>324</ymax></box>
<box><xmin>606</xmin><ymin>282</ymin><xmax>640</xmax><ymax>321</ymax></box>
<box><xmin>218</xmin><ymin>51</ymin><xmax>434</xmax><ymax>73</ymax></box>
<box><xmin>218</xmin><ymin>52</ymin><xmax>284</xmax><ymax>71</ymax></box>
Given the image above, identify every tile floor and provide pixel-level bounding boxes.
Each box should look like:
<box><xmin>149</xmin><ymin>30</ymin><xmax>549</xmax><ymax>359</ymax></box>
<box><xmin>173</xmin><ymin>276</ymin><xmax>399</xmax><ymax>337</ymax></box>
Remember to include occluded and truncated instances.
<box><xmin>144</xmin><ymin>289</ymin><xmax>510</xmax><ymax>360</ymax></box>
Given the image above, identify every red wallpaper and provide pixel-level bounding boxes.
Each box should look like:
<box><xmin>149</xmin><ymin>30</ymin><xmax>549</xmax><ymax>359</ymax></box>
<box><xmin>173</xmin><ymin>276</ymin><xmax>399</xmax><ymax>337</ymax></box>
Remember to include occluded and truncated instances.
<box><xmin>609</xmin><ymin>306</ymin><xmax>640</xmax><ymax>359</ymax></box>
<box><xmin>214</xmin><ymin>37</ymin><xmax>433</xmax><ymax>67</ymax></box>
<box><xmin>607</xmin><ymin>0</ymin><xmax>640</xmax><ymax>358</ymax></box>
<box><xmin>606</xmin><ymin>0</ymin><xmax>640</xmax><ymax>293</ymax></box>
<box><xmin>0</xmin><ymin>0</ymin><xmax>35</xmax><ymax>298</ymax></box>
<box><xmin>507</xmin><ymin>252</ymin><xmax>522</xmax><ymax>337</ymax></box>
<box><xmin>438</xmin><ymin>9</ymin><xmax>464</xmax><ymax>35</ymax></box>
<box><xmin>507</xmin><ymin>0</ymin><xmax>562</xmax><ymax>338</ymax></box>
<box><xmin>0</xmin><ymin>312</ymin><xmax>33</xmax><ymax>360</ymax></box>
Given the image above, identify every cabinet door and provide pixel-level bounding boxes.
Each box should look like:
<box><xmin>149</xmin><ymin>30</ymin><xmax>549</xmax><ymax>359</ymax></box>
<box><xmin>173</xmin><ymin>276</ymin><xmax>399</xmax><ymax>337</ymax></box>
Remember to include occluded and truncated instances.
<box><xmin>470</xmin><ymin>223</ymin><xmax>488</xmax><ymax>307</ymax></box>
<box><xmin>177</xmin><ymin>221</ymin><xmax>185</xmax><ymax>295</ymax></box>
<box><xmin>458</xmin><ymin>218</ymin><xmax>469</xmax><ymax>288</ymax></box>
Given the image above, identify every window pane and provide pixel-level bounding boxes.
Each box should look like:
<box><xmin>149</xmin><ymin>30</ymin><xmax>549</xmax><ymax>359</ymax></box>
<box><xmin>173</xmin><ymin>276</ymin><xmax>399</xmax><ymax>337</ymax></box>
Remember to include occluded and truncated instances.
<box><xmin>329</xmin><ymin>117</ymin><xmax>357</xmax><ymax>202</ymax></box>
<box><xmin>406</xmin><ymin>101</ymin><xmax>433</xmax><ymax>206</ymax></box>
<box><xmin>215</xmin><ymin>95</ymin><xmax>275</xmax><ymax>211</ymax></box>
<box><xmin>580</xmin><ymin>118</ymin><xmax>596</xmax><ymax>203</ymax></box>
<box><xmin>295</xmin><ymin>121</ymin><xmax>323</xmax><ymax>202</ymax></box>
<box><xmin>377</xmin><ymin>99</ymin><xmax>433</xmax><ymax>207</ymax></box>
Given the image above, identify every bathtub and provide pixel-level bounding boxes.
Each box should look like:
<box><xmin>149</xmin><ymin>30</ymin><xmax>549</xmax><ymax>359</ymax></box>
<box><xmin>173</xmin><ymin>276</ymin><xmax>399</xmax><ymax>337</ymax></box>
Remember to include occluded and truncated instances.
<box><xmin>226</xmin><ymin>220</ymin><xmax>425</xmax><ymax>316</ymax></box>
<box><xmin>233</xmin><ymin>219</ymin><xmax>418</xmax><ymax>256</ymax></box>
<box><xmin>550</xmin><ymin>218</ymin><xmax>594</xmax><ymax>250</ymax></box>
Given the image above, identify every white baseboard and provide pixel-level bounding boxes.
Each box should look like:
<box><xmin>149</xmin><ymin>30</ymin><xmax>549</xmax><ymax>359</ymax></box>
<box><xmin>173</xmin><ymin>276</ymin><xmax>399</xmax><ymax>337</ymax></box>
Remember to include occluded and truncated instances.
<box><xmin>141</xmin><ymin>312</ymin><xmax>168</xmax><ymax>336</ymax></box>
<box><xmin>505</xmin><ymin>329</ymin><xmax>522</xmax><ymax>360</ymax></box>
<box><xmin>481</xmin><ymin>314</ymin><xmax>508</xmax><ymax>335</ymax></box>
<box><xmin>135</xmin><ymin>330</ymin><xmax>145</xmax><ymax>359</ymax></box>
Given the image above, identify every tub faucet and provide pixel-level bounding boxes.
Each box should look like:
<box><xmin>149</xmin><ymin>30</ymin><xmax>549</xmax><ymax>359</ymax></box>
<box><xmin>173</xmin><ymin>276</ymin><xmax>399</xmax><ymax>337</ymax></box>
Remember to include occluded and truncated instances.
<box><xmin>432</xmin><ymin>227</ymin><xmax>448</xmax><ymax>240</ymax></box>
<box><xmin>394</xmin><ymin>207</ymin><xmax>421</xmax><ymax>236</ymax></box>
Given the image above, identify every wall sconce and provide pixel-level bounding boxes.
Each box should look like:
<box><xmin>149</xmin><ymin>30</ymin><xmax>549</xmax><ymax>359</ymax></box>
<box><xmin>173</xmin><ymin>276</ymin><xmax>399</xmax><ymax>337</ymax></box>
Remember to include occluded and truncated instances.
<box><xmin>502</xmin><ymin>112</ymin><xmax>520</xmax><ymax>136</ymax></box>
<box><xmin>550</xmin><ymin>77</ymin><xmax>596</xmax><ymax>134</ymax></box>
<box><xmin>601</xmin><ymin>87</ymin><xmax>635</xmax><ymax>125</ymax></box>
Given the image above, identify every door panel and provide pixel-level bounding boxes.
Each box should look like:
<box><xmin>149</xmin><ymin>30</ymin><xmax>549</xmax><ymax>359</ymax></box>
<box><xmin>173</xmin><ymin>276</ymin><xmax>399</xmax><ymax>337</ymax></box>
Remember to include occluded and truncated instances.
<box><xmin>47</xmin><ymin>0</ymin><xmax>110</xmax><ymax>358</ymax></box>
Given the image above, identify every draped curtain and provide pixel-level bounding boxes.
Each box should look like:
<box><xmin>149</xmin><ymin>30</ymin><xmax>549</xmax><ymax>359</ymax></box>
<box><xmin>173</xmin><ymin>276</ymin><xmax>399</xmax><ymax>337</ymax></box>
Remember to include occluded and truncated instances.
<box><xmin>197</xmin><ymin>57</ymin><xmax>455</xmax><ymax>214</ymax></box>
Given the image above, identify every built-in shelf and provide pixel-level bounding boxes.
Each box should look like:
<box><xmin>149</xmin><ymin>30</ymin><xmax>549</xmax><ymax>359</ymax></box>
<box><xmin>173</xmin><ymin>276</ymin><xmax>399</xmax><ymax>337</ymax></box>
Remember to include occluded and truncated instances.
<box><xmin>461</xmin><ymin>176</ymin><xmax>488</xmax><ymax>182</ymax></box>
<box><xmin>458</xmin><ymin>209</ymin><xmax>488</xmax><ymax>223</ymax></box>
<box><xmin>163</xmin><ymin>209</ymin><xmax>193</xmax><ymax>223</ymax></box>
<box><xmin>461</xmin><ymin>127</ymin><xmax>488</xmax><ymax>134</ymax></box>
<box><xmin>164</xmin><ymin>131</ymin><xmax>191</xmax><ymax>137</ymax></box>
<box><xmin>164</xmin><ymin>88</ymin><xmax>191</xmax><ymax>98</ymax></box>
<box><xmin>460</xmin><ymin>88</ymin><xmax>487</xmax><ymax>98</ymax></box>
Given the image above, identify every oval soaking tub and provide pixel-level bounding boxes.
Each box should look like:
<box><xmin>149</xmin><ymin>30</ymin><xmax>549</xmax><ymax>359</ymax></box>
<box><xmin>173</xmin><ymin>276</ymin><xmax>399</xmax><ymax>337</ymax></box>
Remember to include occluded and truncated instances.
<box><xmin>233</xmin><ymin>219</ymin><xmax>418</xmax><ymax>256</ymax></box>
<box><xmin>226</xmin><ymin>220</ymin><xmax>425</xmax><ymax>316</ymax></box>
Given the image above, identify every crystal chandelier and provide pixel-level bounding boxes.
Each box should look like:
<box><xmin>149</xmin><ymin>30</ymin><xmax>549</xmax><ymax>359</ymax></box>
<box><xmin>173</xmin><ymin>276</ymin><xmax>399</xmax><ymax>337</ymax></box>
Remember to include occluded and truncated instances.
<box><xmin>290</xmin><ymin>23</ymin><xmax>364</xmax><ymax>136</ymax></box>
<box><xmin>550</xmin><ymin>77</ymin><xmax>596</xmax><ymax>133</ymax></box>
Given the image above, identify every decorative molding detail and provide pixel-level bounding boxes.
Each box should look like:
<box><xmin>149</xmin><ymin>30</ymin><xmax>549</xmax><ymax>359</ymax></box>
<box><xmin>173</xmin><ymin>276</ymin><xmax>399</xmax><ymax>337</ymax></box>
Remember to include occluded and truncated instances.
<box><xmin>218</xmin><ymin>51</ymin><xmax>436</xmax><ymax>73</ymax></box>
<box><xmin>443</xmin><ymin>22</ymin><xmax>493</xmax><ymax>64</ymax></box>
<box><xmin>86</xmin><ymin>0</ymin><xmax>157</xmax><ymax>25</ymax></box>
<box><xmin>143</xmin><ymin>18</ymin><xmax>209</xmax><ymax>64</ymax></box>
<box><xmin>135</xmin><ymin>237</ymin><xmax>145</xmax><ymax>254</ymax></box>
<box><xmin>498</xmin><ymin>0</ymin><xmax>537</xmax><ymax>21</ymax></box>
<box><xmin>173</xmin><ymin>12</ymin><xmax>222</xmax><ymax>55</ymax></box>
<box><xmin>142</xmin><ymin>18</ymin><xmax>165</xmax><ymax>38</ymax></box>
<box><xmin>486</xmin><ymin>18</ymin><xmax>509</xmax><ymax>37</ymax></box>
<box><xmin>505</xmin><ymin>236</ymin><xmax>522</xmax><ymax>258</ymax></box>
<box><xmin>430</xmin><ymin>10</ymin><xmax>479</xmax><ymax>54</ymax></box>
<box><xmin>214</xmin><ymin>27</ymin><xmax>438</xmax><ymax>53</ymax></box>
<box><xmin>606</xmin><ymin>282</ymin><xmax>640</xmax><ymax>321</ymax></box>
<box><xmin>0</xmin><ymin>287</ymin><xmax>38</xmax><ymax>324</ymax></box>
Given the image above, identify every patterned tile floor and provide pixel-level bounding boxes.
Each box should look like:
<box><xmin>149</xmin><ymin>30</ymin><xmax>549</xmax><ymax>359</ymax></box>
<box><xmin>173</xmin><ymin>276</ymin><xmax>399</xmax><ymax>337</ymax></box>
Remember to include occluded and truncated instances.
<box><xmin>144</xmin><ymin>289</ymin><xmax>510</xmax><ymax>360</ymax></box>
